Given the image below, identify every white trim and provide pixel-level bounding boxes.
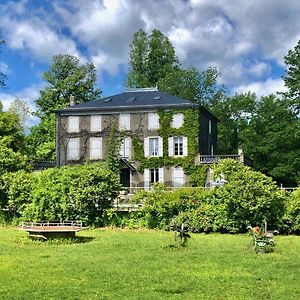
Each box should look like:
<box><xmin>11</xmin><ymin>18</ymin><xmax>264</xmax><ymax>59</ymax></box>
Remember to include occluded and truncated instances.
<box><xmin>168</xmin><ymin>137</ymin><xmax>174</xmax><ymax>157</ymax></box>
<box><xmin>144</xmin><ymin>137</ymin><xmax>150</xmax><ymax>157</ymax></box>
<box><xmin>172</xmin><ymin>113</ymin><xmax>184</xmax><ymax>128</ymax></box>
<box><xmin>144</xmin><ymin>169</ymin><xmax>150</xmax><ymax>190</ymax></box>
<box><xmin>159</xmin><ymin>167</ymin><xmax>164</xmax><ymax>183</ymax></box>
<box><xmin>183</xmin><ymin>137</ymin><xmax>188</xmax><ymax>156</ymax></box>
<box><xmin>172</xmin><ymin>166</ymin><xmax>185</xmax><ymax>187</ymax></box>
<box><xmin>148</xmin><ymin>112</ymin><xmax>159</xmax><ymax>130</ymax></box>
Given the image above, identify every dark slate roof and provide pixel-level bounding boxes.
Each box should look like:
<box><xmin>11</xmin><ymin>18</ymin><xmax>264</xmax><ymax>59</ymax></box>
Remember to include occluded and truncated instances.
<box><xmin>55</xmin><ymin>89</ymin><xmax>198</xmax><ymax>114</ymax></box>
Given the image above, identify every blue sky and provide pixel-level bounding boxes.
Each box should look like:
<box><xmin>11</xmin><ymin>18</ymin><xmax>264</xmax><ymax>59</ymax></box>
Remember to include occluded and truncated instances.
<box><xmin>1</xmin><ymin>0</ymin><xmax>300</xmax><ymax>126</ymax></box>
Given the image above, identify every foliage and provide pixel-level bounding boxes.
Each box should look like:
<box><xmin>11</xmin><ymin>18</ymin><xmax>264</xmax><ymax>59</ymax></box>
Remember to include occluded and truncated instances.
<box><xmin>282</xmin><ymin>188</ymin><xmax>300</xmax><ymax>234</ymax></box>
<box><xmin>282</xmin><ymin>39</ymin><xmax>300</xmax><ymax>108</ymax></box>
<box><xmin>3</xmin><ymin>170</ymin><xmax>36</xmax><ymax>215</ymax></box>
<box><xmin>36</xmin><ymin>54</ymin><xmax>101</xmax><ymax>116</ymax></box>
<box><xmin>0</xmin><ymin>32</ymin><xmax>6</xmax><ymax>89</ymax></box>
<box><xmin>241</xmin><ymin>95</ymin><xmax>300</xmax><ymax>186</ymax></box>
<box><xmin>8</xmin><ymin>98</ymin><xmax>31</xmax><ymax>130</ymax></box>
<box><xmin>22</xmin><ymin>163</ymin><xmax>121</xmax><ymax>225</ymax></box>
<box><xmin>126</xmin><ymin>29</ymin><xmax>179</xmax><ymax>87</ymax></box>
<box><xmin>25</xmin><ymin>54</ymin><xmax>101</xmax><ymax>161</ymax></box>
<box><xmin>0</xmin><ymin>106</ymin><xmax>24</xmax><ymax>151</ymax></box>
<box><xmin>105</xmin><ymin>122</ymin><xmax>122</xmax><ymax>173</ymax></box>
<box><xmin>133</xmin><ymin>160</ymin><xmax>287</xmax><ymax>233</ymax></box>
<box><xmin>25</xmin><ymin>114</ymin><xmax>56</xmax><ymax>161</ymax></box>
<box><xmin>159</xmin><ymin>66</ymin><xmax>226</xmax><ymax>107</ymax></box>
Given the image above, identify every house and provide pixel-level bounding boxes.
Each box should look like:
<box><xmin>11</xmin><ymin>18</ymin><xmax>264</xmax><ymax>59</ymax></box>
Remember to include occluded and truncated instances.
<box><xmin>54</xmin><ymin>87</ymin><xmax>219</xmax><ymax>189</ymax></box>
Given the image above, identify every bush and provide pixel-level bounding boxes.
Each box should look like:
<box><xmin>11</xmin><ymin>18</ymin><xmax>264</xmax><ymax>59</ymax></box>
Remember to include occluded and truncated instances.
<box><xmin>20</xmin><ymin>163</ymin><xmax>121</xmax><ymax>225</ymax></box>
<box><xmin>282</xmin><ymin>188</ymin><xmax>300</xmax><ymax>234</ymax></box>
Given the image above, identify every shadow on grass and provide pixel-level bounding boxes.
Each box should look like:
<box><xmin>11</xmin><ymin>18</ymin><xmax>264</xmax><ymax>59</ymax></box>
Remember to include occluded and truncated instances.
<box><xmin>15</xmin><ymin>236</ymin><xmax>95</xmax><ymax>246</ymax></box>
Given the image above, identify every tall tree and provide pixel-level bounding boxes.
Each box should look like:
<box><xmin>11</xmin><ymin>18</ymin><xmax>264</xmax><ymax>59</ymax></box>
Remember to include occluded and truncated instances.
<box><xmin>242</xmin><ymin>95</ymin><xmax>300</xmax><ymax>186</ymax></box>
<box><xmin>25</xmin><ymin>54</ymin><xmax>101</xmax><ymax>161</ymax></box>
<box><xmin>0</xmin><ymin>32</ymin><xmax>7</xmax><ymax>89</ymax></box>
<box><xmin>282</xmin><ymin>40</ymin><xmax>300</xmax><ymax>105</ymax></box>
<box><xmin>126</xmin><ymin>29</ymin><xmax>179</xmax><ymax>88</ymax></box>
<box><xmin>36</xmin><ymin>54</ymin><xmax>101</xmax><ymax>116</ymax></box>
<box><xmin>8</xmin><ymin>98</ymin><xmax>31</xmax><ymax>130</ymax></box>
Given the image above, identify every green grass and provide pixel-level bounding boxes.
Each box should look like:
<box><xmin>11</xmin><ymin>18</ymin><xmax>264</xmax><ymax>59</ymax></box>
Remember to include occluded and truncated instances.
<box><xmin>0</xmin><ymin>226</ymin><xmax>299</xmax><ymax>299</ymax></box>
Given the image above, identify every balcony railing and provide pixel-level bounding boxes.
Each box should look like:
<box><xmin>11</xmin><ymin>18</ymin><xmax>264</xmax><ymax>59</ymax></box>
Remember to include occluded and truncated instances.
<box><xmin>198</xmin><ymin>154</ymin><xmax>242</xmax><ymax>164</ymax></box>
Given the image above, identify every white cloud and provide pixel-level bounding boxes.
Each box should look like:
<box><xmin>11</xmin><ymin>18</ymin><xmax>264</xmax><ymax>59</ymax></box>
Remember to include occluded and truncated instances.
<box><xmin>233</xmin><ymin>78</ymin><xmax>287</xmax><ymax>99</ymax></box>
<box><xmin>0</xmin><ymin>62</ymin><xmax>9</xmax><ymax>74</ymax></box>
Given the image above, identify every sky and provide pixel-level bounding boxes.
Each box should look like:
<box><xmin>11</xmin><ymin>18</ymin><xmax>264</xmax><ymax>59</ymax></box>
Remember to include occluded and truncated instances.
<box><xmin>1</xmin><ymin>0</ymin><xmax>300</xmax><ymax>126</ymax></box>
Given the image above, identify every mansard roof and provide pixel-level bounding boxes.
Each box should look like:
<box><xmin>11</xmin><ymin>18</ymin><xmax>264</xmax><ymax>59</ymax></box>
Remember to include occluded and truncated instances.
<box><xmin>55</xmin><ymin>88</ymin><xmax>198</xmax><ymax>114</ymax></box>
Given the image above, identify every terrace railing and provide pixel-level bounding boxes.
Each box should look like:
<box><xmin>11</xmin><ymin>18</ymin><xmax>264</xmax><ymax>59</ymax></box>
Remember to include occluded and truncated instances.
<box><xmin>198</xmin><ymin>154</ymin><xmax>242</xmax><ymax>164</ymax></box>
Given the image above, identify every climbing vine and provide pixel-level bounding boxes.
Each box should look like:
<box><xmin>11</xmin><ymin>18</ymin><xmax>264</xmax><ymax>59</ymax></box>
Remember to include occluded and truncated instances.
<box><xmin>131</xmin><ymin>108</ymin><xmax>208</xmax><ymax>186</ymax></box>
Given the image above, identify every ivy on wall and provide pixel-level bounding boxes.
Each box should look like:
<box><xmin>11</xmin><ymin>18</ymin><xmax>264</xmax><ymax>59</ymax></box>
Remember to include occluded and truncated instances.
<box><xmin>131</xmin><ymin>108</ymin><xmax>208</xmax><ymax>186</ymax></box>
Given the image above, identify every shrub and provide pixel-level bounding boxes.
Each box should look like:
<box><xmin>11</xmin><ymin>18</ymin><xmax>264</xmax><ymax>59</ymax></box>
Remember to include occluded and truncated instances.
<box><xmin>22</xmin><ymin>163</ymin><xmax>121</xmax><ymax>225</ymax></box>
<box><xmin>282</xmin><ymin>188</ymin><xmax>300</xmax><ymax>234</ymax></box>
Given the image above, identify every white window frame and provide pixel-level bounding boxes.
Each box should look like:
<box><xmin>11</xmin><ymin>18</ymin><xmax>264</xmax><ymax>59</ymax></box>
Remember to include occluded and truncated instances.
<box><xmin>144</xmin><ymin>167</ymin><xmax>164</xmax><ymax>190</ymax></box>
<box><xmin>168</xmin><ymin>136</ymin><xmax>188</xmax><ymax>157</ymax></box>
<box><xmin>119</xmin><ymin>113</ymin><xmax>130</xmax><ymax>131</ymax></box>
<box><xmin>90</xmin><ymin>115</ymin><xmax>102</xmax><ymax>132</ymax></box>
<box><xmin>68</xmin><ymin>116</ymin><xmax>79</xmax><ymax>133</ymax></box>
<box><xmin>172</xmin><ymin>166</ymin><xmax>185</xmax><ymax>187</ymax></box>
<box><xmin>89</xmin><ymin>137</ymin><xmax>102</xmax><ymax>160</ymax></box>
<box><xmin>171</xmin><ymin>113</ymin><xmax>184</xmax><ymax>128</ymax></box>
<box><xmin>144</xmin><ymin>136</ymin><xmax>163</xmax><ymax>157</ymax></box>
<box><xmin>148</xmin><ymin>112</ymin><xmax>159</xmax><ymax>130</ymax></box>
<box><xmin>67</xmin><ymin>137</ymin><xmax>80</xmax><ymax>160</ymax></box>
<box><xmin>120</xmin><ymin>137</ymin><xmax>131</xmax><ymax>159</ymax></box>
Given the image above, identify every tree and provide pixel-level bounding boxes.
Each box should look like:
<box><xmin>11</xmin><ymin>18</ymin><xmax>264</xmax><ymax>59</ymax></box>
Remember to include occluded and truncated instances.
<box><xmin>8</xmin><ymin>98</ymin><xmax>31</xmax><ymax>130</ymax></box>
<box><xmin>25</xmin><ymin>54</ymin><xmax>101</xmax><ymax>161</ymax></box>
<box><xmin>126</xmin><ymin>29</ymin><xmax>179</xmax><ymax>88</ymax></box>
<box><xmin>282</xmin><ymin>40</ymin><xmax>300</xmax><ymax>103</ymax></box>
<box><xmin>242</xmin><ymin>95</ymin><xmax>300</xmax><ymax>186</ymax></box>
<box><xmin>36</xmin><ymin>54</ymin><xmax>101</xmax><ymax>116</ymax></box>
<box><xmin>0</xmin><ymin>32</ymin><xmax>6</xmax><ymax>89</ymax></box>
<box><xmin>158</xmin><ymin>66</ymin><xmax>226</xmax><ymax>106</ymax></box>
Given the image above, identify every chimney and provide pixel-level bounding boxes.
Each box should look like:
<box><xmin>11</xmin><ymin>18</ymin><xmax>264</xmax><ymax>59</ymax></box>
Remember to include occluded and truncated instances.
<box><xmin>69</xmin><ymin>95</ymin><xmax>75</xmax><ymax>106</ymax></box>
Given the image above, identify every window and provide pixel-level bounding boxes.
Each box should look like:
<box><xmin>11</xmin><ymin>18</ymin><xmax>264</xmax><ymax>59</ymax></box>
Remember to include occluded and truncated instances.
<box><xmin>144</xmin><ymin>168</ymin><xmax>164</xmax><ymax>190</ymax></box>
<box><xmin>144</xmin><ymin>137</ymin><xmax>163</xmax><ymax>157</ymax></box>
<box><xmin>120</xmin><ymin>137</ymin><xmax>131</xmax><ymax>158</ymax></box>
<box><xmin>89</xmin><ymin>137</ymin><xmax>102</xmax><ymax>160</ymax></box>
<box><xmin>168</xmin><ymin>137</ymin><xmax>188</xmax><ymax>156</ymax></box>
<box><xmin>171</xmin><ymin>113</ymin><xmax>184</xmax><ymax>128</ymax></box>
<box><xmin>173</xmin><ymin>167</ymin><xmax>185</xmax><ymax>187</ymax></box>
<box><xmin>67</xmin><ymin>138</ymin><xmax>80</xmax><ymax>160</ymax></box>
<box><xmin>149</xmin><ymin>137</ymin><xmax>159</xmax><ymax>156</ymax></box>
<box><xmin>174</xmin><ymin>137</ymin><xmax>183</xmax><ymax>156</ymax></box>
<box><xmin>148</xmin><ymin>113</ymin><xmax>159</xmax><ymax>130</ymax></box>
<box><xmin>119</xmin><ymin>113</ymin><xmax>130</xmax><ymax>130</ymax></box>
<box><xmin>90</xmin><ymin>115</ymin><xmax>102</xmax><ymax>132</ymax></box>
<box><xmin>68</xmin><ymin>116</ymin><xmax>79</xmax><ymax>133</ymax></box>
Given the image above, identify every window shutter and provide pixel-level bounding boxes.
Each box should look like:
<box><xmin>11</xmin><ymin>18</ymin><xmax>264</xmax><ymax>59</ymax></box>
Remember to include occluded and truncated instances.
<box><xmin>119</xmin><ymin>114</ymin><xmax>130</xmax><ymax>130</ymax></box>
<box><xmin>90</xmin><ymin>115</ymin><xmax>102</xmax><ymax>132</ymax></box>
<box><xmin>144</xmin><ymin>137</ymin><xmax>149</xmax><ymax>157</ymax></box>
<box><xmin>119</xmin><ymin>139</ymin><xmax>125</xmax><ymax>157</ymax></box>
<box><xmin>158</xmin><ymin>137</ymin><xmax>163</xmax><ymax>157</ymax></box>
<box><xmin>172</xmin><ymin>113</ymin><xmax>184</xmax><ymax>128</ymax></box>
<box><xmin>125</xmin><ymin>137</ymin><xmax>131</xmax><ymax>159</ymax></box>
<box><xmin>168</xmin><ymin>137</ymin><xmax>174</xmax><ymax>157</ymax></box>
<box><xmin>67</xmin><ymin>138</ymin><xmax>80</xmax><ymax>160</ymax></box>
<box><xmin>173</xmin><ymin>167</ymin><xmax>185</xmax><ymax>187</ymax></box>
<box><xmin>144</xmin><ymin>169</ymin><xmax>150</xmax><ymax>190</ymax></box>
<box><xmin>148</xmin><ymin>113</ymin><xmax>159</xmax><ymax>130</ymax></box>
<box><xmin>183</xmin><ymin>137</ymin><xmax>188</xmax><ymax>156</ymax></box>
<box><xmin>90</xmin><ymin>137</ymin><xmax>102</xmax><ymax>159</ymax></box>
<box><xmin>68</xmin><ymin>116</ymin><xmax>79</xmax><ymax>133</ymax></box>
<box><xmin>159</xmin><ymin>168</ymin><xmax>164</xmax><ymax>183</ymax></box>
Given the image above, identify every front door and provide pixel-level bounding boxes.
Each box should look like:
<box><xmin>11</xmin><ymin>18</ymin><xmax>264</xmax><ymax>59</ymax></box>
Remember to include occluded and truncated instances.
<box><xmin>120</xmin><ymin>168</ymin><xmax>130</xmax><ymax>187</ymax></box>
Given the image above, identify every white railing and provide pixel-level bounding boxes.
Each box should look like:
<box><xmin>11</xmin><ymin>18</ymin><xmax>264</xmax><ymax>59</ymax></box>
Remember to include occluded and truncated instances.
<box><xmin>199</xmin><ymin>154</ymin><xmax>242</xmax><ymax>164</ymax></box>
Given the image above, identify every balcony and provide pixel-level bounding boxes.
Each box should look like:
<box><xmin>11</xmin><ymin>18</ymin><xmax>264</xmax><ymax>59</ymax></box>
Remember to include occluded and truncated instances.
<box><xmin>198</xmin><ymin>154</ymin><xmax>243</xmax><ymax>164</ymax></box>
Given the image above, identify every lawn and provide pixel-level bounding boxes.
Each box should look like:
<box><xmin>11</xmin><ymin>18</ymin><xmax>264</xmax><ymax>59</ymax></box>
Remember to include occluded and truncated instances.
<box><xmin>0</xmin><ymin>226</ymin><xmax>299</xmax><ymax>300</ymax></box>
